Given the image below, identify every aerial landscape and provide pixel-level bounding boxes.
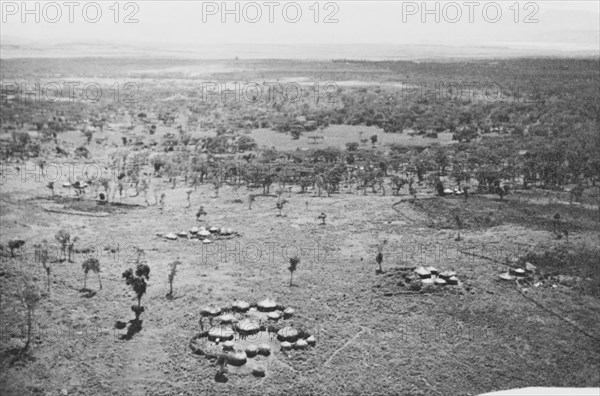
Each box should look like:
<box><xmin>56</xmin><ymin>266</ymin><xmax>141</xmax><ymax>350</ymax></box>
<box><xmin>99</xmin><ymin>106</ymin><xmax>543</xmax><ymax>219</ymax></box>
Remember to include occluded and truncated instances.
<box><xmin>0</xmin><ymin>2</ymin><xmax>599</xmax><ymax>396</ymax></box>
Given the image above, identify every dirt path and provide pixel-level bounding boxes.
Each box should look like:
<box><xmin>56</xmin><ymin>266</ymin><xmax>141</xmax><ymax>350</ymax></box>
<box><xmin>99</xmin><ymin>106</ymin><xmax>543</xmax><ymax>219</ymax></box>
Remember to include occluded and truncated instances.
<box><xmin>323</xmin><ymin>326</ymin><xmax>370</xmax><ymax>367</ymax></box>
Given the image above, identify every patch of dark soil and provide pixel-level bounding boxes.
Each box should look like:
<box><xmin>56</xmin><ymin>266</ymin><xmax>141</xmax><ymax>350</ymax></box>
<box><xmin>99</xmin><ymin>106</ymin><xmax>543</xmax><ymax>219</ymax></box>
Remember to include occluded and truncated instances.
<box><xmin>521</xmin><ymin>246</ymin><xmax>600</xmax><ymax>297</ymax></box>
<box><xmin>412</xmin><ymin>195</ymin><xmax>599</xmax><ymax>232</ymax></box>
<box><xmin>44</xmin><ymin>196</ymin><xmax>145</xmax><ymax>214</ymax></box>
<box><xmin>374</xmin><ymin>266</ymin><xmax>467</xmax><ymax>295</ymax></box>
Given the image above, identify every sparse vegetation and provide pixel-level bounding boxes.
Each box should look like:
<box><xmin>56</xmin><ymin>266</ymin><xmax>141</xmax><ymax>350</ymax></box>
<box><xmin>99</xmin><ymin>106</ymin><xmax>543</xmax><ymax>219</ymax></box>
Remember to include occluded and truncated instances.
<box><xmin>159</xmin><ymin>193</ymin><xmax>166</xmax><ymax>211</ymax></box>
<box><xmin>318</xmin><ymin>212</ymin><xmax>327</xmax><ymax>225</ymax></box>
<box><xmin>1</xmin><ymin>56</ymin><xmax>599</xmax><ymax>395</ymax></box>
<box><xmin>370</xmin><ymin>135</ymin><xmax>378</xmax><ymax>148</ymax></box>
<box><xmin>375</xmin><ymin>252</ymin><xmax>383</xmax><ymax>273</ymax></box>
<box><xmin>54</xmin><ymin>229</ymin><xmax>70</xmax><ymax>260</ymax></box>
<box><xmin>288</xmin><ymin>256</ymin><xmax>299</xmax><ymax>286</ymax></box>
<box><xmin>275</xmin><ymin>200</ymin><xmax>288</xmax><ymax>217</ymax></box>
<box><xmin>20</xmin><ymin>281</ymin><xmax>41</xmax><ymax>351</ymax></box>
<box><xmin>82</xmin><ymin>257</ymin><xmax>102</xmax><ymax>291</ymax></box>
<box><xmin>375</xmin><ymin>240</ymin><xmax>386</xmax><ymax>273</ymax></box>
<box><xmin>186</xmin><ymin>189</ymin><xmax>192</xmax><ymax>208</ymax></box>
<box><xmin>167</xmin><ymin>259</ymin><xmax>181</xmax><ymax>297</ymax></box>
<box><xmin>123</xmin><ymin>255</ymin><xmax>151</xmax><ymax>321</ymax></box>
<box><xmin>196</xmin><ymin>206</ymin><xmax>207</xmax><ymax>221</ymax></box>
<box><xmin>36</xmin><ymin>242</ymin><xmax>51</xmax><ymax>292</ymax></box>
<box><xmin>455</xmin><ymin>214</ymin><xmax>463</xmax><ymax>241</ymax></box>
<box><xmin>68</xmin><ymin>236</ymin><xmax>79</xmax><ymax>263</ymax></box>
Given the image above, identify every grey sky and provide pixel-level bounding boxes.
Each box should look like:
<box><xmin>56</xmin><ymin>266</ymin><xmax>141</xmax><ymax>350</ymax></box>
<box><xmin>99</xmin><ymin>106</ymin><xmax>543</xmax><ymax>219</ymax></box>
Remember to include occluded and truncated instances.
<box><xmin>1</xmin><ymin>1</ymin><xmax>598</xmax><ymax>51</ymax></box>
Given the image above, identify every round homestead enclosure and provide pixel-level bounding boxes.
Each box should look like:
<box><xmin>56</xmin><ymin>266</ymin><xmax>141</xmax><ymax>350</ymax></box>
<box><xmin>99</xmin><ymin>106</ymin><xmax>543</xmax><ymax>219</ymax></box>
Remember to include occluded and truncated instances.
<box><xmin>189</xmin><ymin>299</ymin><xmax>316</xmax><ymax>379</ymax></box>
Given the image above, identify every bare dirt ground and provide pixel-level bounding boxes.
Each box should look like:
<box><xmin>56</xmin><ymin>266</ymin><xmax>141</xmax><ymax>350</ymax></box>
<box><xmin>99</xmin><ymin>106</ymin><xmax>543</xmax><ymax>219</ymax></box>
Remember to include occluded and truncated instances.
<box><xmin>0</xmin><ymin>58</ymin><xmax>599</xmax><ymax>396</ymax></box>
<box><xmin>1</xmin><ymin>159</ymin><xmax>598</xmax><ymax>395</ymax></box>
<box><xmin>252</xmin><ymin>126</ymin><xmax>455</xmax><ymax>151</ymax></box>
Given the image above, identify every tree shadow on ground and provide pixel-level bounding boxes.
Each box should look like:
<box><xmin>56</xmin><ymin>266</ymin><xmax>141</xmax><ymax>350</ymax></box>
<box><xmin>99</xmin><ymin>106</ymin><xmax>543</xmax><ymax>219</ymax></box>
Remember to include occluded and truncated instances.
<box><xmin>4</xmin><ymin>346</ymin><xmax>36</xmax><ymax>367</ymax></box>
<box><xmin>215</xmin><ymin>371</ymin><xmax>228</xmax><ymax>383</ymax></box>
<box><xmin>79</xmin><ymin>288</ymin><xmax>97</xmax><ymax>298</ymax></box>
<box><xmin>119</xmin><ymin>319</ymin><xmax>143</xmax><ymax>340</ymax></box>
<box><xmin>165</xmin><ymin>293</ymin><xmax>185</xmax><ymax>301</ymax></box>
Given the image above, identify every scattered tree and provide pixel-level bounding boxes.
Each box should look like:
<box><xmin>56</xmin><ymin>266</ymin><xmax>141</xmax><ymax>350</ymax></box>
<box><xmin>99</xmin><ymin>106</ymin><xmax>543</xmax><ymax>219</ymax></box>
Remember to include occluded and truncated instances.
<box><xmin>74</xmin><ymin>146</ymin><xmax>90</xmax><ymax>159</ymax></box>
<box><xmin>36</xmin><ymin>242</ymin><xmax>51</xmax><ymax>292</ymax></box>
<box><xmin>186</xmin><ymin>189</ymin><xmax>192</xmax><ymax>208</ymax></box>
<box><xmin>452</xmin><ymin>126</ymin><xmax>479</xmax><ymax>143</ymax></box>
<box><xmin>82</xmin><ymin>257</ymin><xmax>102</xmax><ymax>290</ymax></box>
<box><xmin>318</xmin><ymin>212</ymin><xmax>327</xmax><ymax>225</ymax></box>
<box><xmin>122</xmin><ymin>261</ymin><xmax>151</xmax><ymax>321</ymax></box>
<box><xmin>495</xmin><ymin>182</ymin><xmax>509</xmax><ymax>200</ymax></box>
<box><xmin>100</xmin><ymin>179</ymin><xmax>111</xmax><ymax>203</ymax></box>
<box><xmin>288</xmin><ymin>256</ymin><xmax>300</xmax><ymax>286</ymax></box>
<box><xmin>115</xmin><ymin>180</ymin><xmax>125</xmax><ymax>202</ymax></box>
<box><xmin>455</xmin><ymin>215</ymin><xmax>463</xmax><ymax>241</ymax></box>
<box><xmin>167</xmin><ymin>260</ymin><xmax>181</xmax><ymax>297</ymax></box>
<box><xmin>375</xmin><ymin>240</ymin><xmax>387</xmax><ymax>273</ymax></box>
<box><xmin>308</xmin><ymin>135</ymin><xmax>324</xmax><ymax>144</ymax></box>
<box><xmin>84</xmin><ymin>130</ymin><xmax>94</xmax><ymax>144</ymax></box>
<box><xmin>276</xmin><ymin>200</ymin><xmax>288</xmax><ymax>217</ymax></box>
<box><xmin>569</xmin><ymin>185</ymin><xmax>584</xmax><ymax>204</ymax></box>
<box><xmin>370</xmin><ymin>135</ymin><xmax>378</xmax><ymax>148</ymax></box>
<box><xmin>390</xmin><ymin>176</ymin><xmax>408</xmax><ymax>196</ymax></box>
<box><xmin>375</xmin><ymin>252</ymin><xmax>383</xmax><ymax>273</ymax></box>
<box><xmin>213</xmin><ymin>180</ymin><xmax>222</xmax><ymax>198</ymax></box>
<box><xmin>20</xmin><ymin>281</ymin><xmax>41</xmax><ymax>351</ymax></box>
<box><xmin>55</xmin><ymin>229</ymin><xmax>70</xmax><ymax>260</ymax></box>
<box><xmin>432</xmin><ymin>146</ymin><xmax>449</xmax><ymax>176</ymax></box>
<box><xmin>8</xmin><ymin>240</ymin><xmax>25</xmax><ymax>257</ymax></box>
<box><xmin>159</xmin><ymin>193</ymin><xmax>166</xmax><ymax>211</ymax></box>
<box><xmin>408</xmin><ymin>179</ymin><xmax>417</xmax><ymax>201</ymax></box>
<box><xmin>435</xmin><ymin>179</ymin><xmax>445</xmax><ymax>197</ymax></box>
<box><xmin>68</xmin><ymin>236</ymin><xmax>79</xmax><ymax>263</ymax></box>
<box><xmin>196</xmin><ymin>206</ymin><xmax>207</xmax><ymax>221</ymax></box>
<box><xmin>346</xmin><ymin>142</ymin><xmax>359</xmax><ymax>152</ymax></box>
<box><xmin>71</xmin><ymin>181</ymin><xmax>86</xmax><ymax>200</ymax></box>
<box><xmin>149</xmin><ymin>153</ymin><xmax>167</xmax><ymax>174</ymax></box>
<box><xmin>553</xmin><ymin>213</ymin><xmax>561</xmax><ymax>235</ymax></box>
<box><xmin>237</xmin><ymin>135</ymin><xmax>257</xmax><ymax>152</ymax></box>
<box><xmin>275</xmin><ymin>186</ymin><xmax>285</xmax><ymax>203</ymax></box>
<box><xmin>47</xmin><ymin>182</ymin><xmax>55</xmax><ymax>198</ymax></box>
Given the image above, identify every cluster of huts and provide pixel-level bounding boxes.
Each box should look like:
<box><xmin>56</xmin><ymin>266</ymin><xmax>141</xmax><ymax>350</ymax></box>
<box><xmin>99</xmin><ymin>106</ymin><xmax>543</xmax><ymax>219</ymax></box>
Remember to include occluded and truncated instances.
<box><xmin>191</xmin><ymin>298</ymin><xmax>315</xmax><ymax>374</ymax></box>
<box><xmin>158</xmin><ymin>226</ymin><xmax>238</xmax><ymax>244</ymax></box>
<box><xmin>414</xmin><ymin>266</ymin><xmax>460</xmax><ymax>286</ymax></box>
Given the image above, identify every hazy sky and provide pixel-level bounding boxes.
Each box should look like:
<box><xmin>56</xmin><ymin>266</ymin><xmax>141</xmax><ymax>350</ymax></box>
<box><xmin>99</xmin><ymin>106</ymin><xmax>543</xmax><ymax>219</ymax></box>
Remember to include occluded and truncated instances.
<box><xmin>1</xmin><ymin>1</ymin><xmax>599</xmax><ymax>50</ymax></box>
